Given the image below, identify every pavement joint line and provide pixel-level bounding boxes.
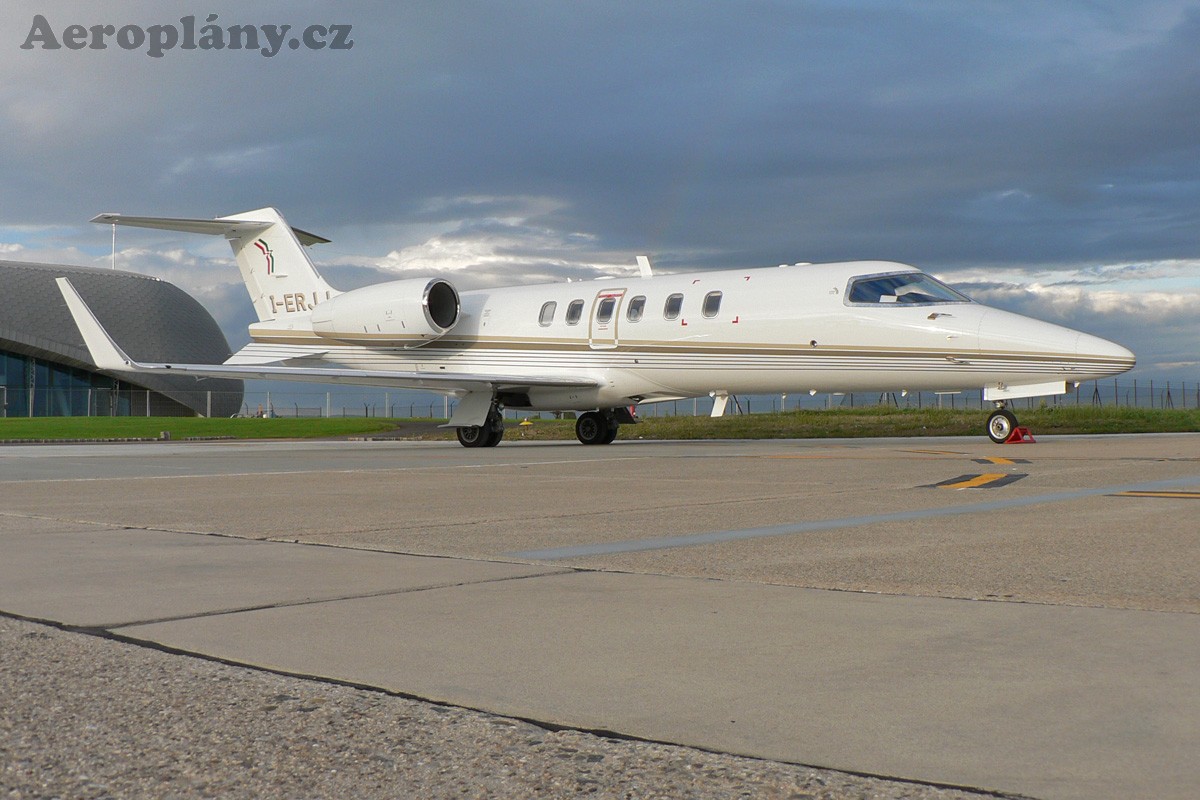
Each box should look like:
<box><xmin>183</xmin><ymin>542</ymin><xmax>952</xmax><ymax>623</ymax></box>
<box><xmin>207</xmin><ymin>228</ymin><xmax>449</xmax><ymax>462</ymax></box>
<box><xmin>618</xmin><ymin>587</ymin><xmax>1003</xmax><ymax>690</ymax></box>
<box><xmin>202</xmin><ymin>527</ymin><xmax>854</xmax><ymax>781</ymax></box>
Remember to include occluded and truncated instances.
<box><xmin>0</xmin><ymin>455</ymin><xmax>654</xmax><ymax>484</ymax></box>
<box><xmin>91</xmin><ymin>567</ymin><xmax>576</xmax><ymax>632</ymax></box>
<box><xmin>6</xmin><ymin>614</ymin><xmax>1004</xmax><ymax>800</ymax></box>
<box><xmin>0</xmin><ymin>608</ymin><xmax>612</xmax><ymax>742</ymax></box>
<box><xmin>0</xmin><ymin>510</ymin><xmax>128</xmax><ymax>527</ymax></box>
<box><xmin>509</xmin><ymin>474</ymin><xmax>1200</xmax><ymax>560</ymax></box>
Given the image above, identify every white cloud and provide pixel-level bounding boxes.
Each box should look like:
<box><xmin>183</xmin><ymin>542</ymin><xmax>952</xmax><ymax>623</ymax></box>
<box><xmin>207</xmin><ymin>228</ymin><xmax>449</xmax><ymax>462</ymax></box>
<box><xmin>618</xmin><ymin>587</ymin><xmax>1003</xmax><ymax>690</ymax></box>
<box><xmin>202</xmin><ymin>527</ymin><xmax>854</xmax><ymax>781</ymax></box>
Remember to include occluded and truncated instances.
<box><xmin>954</xmin><ymin>262</ymin><xmax>1200</xmax><ymax>377</ymax></box>
<box><xmin>320</xmin><ymin>195</ymin><xmax>643</xmax><ymax>290</ymax></box>
<box><xmin>0</xmin><ymin>239</ymin><xmax>91</xmax><ymax>267</ymax></box>
<box><xmin>969</xmin><ymin>282</ymin><xmax>1200</xmax><ymax>318</ymax></box>
<box><xmin>949</xmin><ymin>259</ymin><xmax>1200</xmax><ymax>290</ymax></box>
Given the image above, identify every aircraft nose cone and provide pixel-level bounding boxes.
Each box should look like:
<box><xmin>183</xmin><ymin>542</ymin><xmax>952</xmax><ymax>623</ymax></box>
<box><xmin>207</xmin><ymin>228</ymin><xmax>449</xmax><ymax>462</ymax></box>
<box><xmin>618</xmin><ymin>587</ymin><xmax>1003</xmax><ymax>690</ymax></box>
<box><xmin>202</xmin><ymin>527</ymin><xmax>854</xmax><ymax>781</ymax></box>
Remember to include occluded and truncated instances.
<box><xmin>1075</xmin><ymin>331</ymin><xmax>1136</xmax><ymax>370</ymax></box>
<box><xmin>975</xmin><ymin>307</ymin><xmax>1135</xmax><ymax>379</ymax></box>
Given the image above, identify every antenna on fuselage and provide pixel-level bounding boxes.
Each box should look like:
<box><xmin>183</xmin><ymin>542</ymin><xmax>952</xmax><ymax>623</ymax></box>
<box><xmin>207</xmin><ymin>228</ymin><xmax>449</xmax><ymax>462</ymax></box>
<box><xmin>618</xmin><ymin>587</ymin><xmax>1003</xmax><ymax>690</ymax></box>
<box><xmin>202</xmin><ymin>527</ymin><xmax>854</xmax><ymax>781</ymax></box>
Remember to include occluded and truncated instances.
<box><xmin>636</xmin><ymin>255</ymin><xmax>653</xmax><ymax>278</ymax></box>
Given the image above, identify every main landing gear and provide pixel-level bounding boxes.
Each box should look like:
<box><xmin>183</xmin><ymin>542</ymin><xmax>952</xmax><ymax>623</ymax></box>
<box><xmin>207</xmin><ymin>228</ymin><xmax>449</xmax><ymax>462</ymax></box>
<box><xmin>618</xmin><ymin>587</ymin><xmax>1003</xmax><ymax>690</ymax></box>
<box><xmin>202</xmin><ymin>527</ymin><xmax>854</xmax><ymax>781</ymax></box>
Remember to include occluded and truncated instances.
<box><xmin>456</xmin><ymin>405</ymin><xmax>505</xmax><ymax>448</ymax></box>
<box><xmin>575</xmin><ymin>410</ymin><xmax>620</xmax><ymax>445</ymax></box>
<box><xmin>456</xmin><ymin>406</ymin><xmax>634</xmax><ymax>447</ymax></box>
<box><xmin>986</xmin><ymin>403</ymin><xmax>1019</xmax><ymax>444</ymax></box>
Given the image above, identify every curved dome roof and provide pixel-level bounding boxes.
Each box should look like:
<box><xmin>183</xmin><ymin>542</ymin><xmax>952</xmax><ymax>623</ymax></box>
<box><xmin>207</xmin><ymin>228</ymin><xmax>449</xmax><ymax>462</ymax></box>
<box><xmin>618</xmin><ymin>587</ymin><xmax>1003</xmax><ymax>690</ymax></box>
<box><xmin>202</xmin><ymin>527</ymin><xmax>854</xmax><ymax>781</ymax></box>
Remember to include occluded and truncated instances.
<box><xmin>0</xmin><ymin>260</ymin><xmax>243</xmax><ymax>416</ymax></box>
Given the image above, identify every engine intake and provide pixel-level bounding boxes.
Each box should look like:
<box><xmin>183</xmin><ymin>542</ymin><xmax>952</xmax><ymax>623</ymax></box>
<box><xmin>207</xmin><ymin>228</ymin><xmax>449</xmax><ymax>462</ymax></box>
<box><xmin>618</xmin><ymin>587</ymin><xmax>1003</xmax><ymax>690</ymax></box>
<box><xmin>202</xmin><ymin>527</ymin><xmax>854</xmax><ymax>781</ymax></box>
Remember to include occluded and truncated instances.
<box><xmin>310</xmin><ymin>277</ymin><xmax>460</xmax><ymax>345</ymax></box>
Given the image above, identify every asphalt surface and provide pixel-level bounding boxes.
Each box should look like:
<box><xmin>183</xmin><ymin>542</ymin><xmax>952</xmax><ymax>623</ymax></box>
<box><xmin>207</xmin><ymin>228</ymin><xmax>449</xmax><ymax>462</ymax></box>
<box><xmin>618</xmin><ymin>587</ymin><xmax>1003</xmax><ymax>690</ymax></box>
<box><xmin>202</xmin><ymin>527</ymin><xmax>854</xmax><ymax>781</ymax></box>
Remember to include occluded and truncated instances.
<box><xmin>2</xmin><ymin>433</ymin><xmax>1197</xmax><ymax>799</ymax></box>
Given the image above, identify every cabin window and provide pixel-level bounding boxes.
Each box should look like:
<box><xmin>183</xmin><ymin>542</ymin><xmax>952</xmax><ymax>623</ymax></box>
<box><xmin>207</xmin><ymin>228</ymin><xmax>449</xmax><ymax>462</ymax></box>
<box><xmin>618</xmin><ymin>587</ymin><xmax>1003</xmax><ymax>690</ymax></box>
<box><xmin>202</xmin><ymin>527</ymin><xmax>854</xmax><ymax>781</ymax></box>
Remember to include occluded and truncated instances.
<box><xmin>626</xmin><ymin>295</ymin><xmax>646</xmax><ymax>322</ymax></box>
<box><xmin>565</xmin><ymin>299</ymin><xmax>584</xmax><ymax>325</ymax></box>
<box><xmin>596</xmin><ymin>297</ymin><xmax>617</xmax><ymax>324</ymax></box>
<box><xmin>845</xmin><ymin>272</ymin><xmax>971</xmax><ymax>306</ymax></box>
<box><xmin>664</xmin><ymin>293</ymin><xmax>684</xmax><ymax>320</ymax></box>
<box><xmin>702</xmin><ymin>291</ymin><xmax>723</xmax><ymax>318</ymax></box>
<box><xmin>538</xmin><ymin>301</ymin><xmax>556</xmax><ymax>327</ymax></box>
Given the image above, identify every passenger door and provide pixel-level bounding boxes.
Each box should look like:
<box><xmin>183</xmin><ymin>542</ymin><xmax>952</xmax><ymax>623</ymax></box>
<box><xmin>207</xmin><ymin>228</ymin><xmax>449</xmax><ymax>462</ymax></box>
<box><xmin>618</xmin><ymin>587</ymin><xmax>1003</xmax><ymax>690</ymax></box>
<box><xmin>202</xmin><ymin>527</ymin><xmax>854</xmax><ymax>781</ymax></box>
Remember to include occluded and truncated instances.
<box><xmin>588</xmin><ymin>289</ymin><xmax>626</xmax><ymax>349</ymax></box>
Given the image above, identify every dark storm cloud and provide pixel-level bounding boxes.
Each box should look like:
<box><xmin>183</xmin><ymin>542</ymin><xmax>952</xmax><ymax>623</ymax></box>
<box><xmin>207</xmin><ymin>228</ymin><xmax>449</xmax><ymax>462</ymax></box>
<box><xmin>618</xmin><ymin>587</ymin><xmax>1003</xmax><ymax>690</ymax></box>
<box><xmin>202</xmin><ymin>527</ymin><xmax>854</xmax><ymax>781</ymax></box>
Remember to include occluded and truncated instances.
<box><xmin>308</xmin><ymin>1</ymin><xmax>1200</xmax><ymax>269</ymax></box>
<box><xmin>5</xmin><ymin>2</ymin><xmax>1198</xmax><ymax>257</ymax></box>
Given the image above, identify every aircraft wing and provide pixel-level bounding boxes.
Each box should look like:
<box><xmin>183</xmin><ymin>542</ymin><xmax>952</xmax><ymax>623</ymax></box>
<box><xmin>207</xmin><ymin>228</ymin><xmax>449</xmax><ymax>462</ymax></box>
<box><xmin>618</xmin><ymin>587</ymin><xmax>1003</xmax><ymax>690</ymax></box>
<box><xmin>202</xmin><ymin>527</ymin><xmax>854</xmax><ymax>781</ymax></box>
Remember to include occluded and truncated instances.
<box><xmin>56</xmin><ymin>277</ymin><xmax>599</xmax><ymax>395</ymax></box>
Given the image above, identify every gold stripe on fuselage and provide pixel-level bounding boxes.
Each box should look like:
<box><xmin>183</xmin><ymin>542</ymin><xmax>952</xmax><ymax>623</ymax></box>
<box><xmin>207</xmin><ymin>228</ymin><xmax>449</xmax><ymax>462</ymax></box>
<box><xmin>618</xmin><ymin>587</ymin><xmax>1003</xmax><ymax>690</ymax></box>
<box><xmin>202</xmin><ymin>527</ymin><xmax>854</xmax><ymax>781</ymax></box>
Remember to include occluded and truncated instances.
<box><xmin>245</xmin><ymin>331</ymin><xmax>1131</xmax><ymax>369</ymax></box>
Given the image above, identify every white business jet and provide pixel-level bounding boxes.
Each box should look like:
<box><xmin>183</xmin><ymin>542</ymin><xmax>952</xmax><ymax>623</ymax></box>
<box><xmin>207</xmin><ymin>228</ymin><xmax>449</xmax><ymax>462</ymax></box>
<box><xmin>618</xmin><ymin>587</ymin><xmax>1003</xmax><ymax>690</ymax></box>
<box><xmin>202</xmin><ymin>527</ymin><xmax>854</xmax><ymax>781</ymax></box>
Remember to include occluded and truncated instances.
<box><xmin>56</xmin><ymin>207</ymin><xmax>1134</xmax><ymax>445</ymax></box>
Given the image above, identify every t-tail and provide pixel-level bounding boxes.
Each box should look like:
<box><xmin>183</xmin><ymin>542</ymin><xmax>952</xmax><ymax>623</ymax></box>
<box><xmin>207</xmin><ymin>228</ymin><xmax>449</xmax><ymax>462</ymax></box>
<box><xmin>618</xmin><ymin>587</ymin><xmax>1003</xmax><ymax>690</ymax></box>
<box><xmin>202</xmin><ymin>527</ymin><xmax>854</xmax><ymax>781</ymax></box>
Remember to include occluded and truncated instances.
<box><xmin>91</xmin><ymin>207</ymin><xmax>339</xmax><ymax>321</ymax></box>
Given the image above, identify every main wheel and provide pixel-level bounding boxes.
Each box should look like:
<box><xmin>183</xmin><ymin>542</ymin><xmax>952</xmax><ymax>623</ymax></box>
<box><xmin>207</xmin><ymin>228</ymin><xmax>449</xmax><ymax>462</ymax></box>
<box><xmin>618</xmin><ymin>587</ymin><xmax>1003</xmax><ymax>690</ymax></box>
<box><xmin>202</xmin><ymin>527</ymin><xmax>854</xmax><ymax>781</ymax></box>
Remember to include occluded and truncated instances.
<box><xmin>986</xmin><ymin>408</ymin><xmax>1018</xmax><ymax>444</ymax></box>
<box><xmin>457</xmin><ymin>406</ymin><xmax>505</xmax><ymax>448</ymax></box>
<box><xmin>456</xmin><ymin>425</ymin><xmax>488</xmax><ymax>447</ymax></box>
<box><xmin>483</xmin><ymin>419</ymin><xmax>505</xmax><ymax>447</ymax></box>
<box><xmin>575</xmin><ymin>411</ymin><xmax>615</xmax><ymax>445</ymax></box>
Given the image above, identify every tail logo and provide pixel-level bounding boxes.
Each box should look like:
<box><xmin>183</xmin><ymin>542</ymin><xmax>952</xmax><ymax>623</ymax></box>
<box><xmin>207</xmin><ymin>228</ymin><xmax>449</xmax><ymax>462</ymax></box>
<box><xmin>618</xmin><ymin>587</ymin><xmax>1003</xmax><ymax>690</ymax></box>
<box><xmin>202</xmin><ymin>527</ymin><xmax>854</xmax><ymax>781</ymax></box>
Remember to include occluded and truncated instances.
<box><xmin>253</xmin><ymin>238</ymin><xmax>275</xmax><ymax>274</ymax></box>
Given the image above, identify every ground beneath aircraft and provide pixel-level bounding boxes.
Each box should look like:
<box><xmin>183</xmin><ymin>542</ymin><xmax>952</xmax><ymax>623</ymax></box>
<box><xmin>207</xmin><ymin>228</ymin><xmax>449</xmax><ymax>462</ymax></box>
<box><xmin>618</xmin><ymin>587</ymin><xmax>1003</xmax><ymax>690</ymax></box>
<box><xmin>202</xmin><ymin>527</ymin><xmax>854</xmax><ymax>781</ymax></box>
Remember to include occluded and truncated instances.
<box><xmin>2</xmin><ymin>434</ymin><xmax>1197</xmax><ymax>799</ymax></box>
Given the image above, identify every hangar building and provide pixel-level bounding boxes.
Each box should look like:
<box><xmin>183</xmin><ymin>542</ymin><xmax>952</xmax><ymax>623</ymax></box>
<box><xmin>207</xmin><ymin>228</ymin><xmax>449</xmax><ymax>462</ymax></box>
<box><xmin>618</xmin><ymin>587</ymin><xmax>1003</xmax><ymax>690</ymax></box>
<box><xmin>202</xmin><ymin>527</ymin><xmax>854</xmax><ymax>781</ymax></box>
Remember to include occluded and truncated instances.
<box><xmin>0</xmin><ymin>261</ymin><xmax>243</xmax><ymax>417</ymax></box>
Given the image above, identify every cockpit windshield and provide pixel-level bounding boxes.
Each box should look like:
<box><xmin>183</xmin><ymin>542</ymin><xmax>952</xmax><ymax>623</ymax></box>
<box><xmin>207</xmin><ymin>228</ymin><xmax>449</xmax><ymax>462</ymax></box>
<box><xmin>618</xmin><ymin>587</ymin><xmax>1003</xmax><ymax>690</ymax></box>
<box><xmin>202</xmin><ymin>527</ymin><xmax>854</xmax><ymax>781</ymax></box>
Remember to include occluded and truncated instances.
<box><xmin>845</xmin><ymin>272</ymin><xmax>971</xmax><ymax>306</ymax></box>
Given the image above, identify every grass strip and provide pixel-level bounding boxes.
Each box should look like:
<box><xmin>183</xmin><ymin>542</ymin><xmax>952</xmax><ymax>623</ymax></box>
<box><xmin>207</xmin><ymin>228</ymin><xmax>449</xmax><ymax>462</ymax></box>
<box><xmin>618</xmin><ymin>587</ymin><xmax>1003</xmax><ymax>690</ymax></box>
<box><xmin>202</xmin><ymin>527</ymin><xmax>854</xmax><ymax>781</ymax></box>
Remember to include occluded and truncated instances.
<box><xmin>5</xmin><ymin>406</ymin><xmax>1193</xmax><ymax>442</ymax></box>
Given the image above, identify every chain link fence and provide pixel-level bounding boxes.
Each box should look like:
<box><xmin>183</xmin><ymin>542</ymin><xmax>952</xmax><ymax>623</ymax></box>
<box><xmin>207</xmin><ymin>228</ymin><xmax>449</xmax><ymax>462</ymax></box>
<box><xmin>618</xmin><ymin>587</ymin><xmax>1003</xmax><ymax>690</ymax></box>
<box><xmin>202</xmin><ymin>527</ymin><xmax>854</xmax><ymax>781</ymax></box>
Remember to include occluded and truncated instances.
<box><xmin>3</xmin><ymin>378</ymin><xmax>1196</xmax><ymax>419</ymax></box>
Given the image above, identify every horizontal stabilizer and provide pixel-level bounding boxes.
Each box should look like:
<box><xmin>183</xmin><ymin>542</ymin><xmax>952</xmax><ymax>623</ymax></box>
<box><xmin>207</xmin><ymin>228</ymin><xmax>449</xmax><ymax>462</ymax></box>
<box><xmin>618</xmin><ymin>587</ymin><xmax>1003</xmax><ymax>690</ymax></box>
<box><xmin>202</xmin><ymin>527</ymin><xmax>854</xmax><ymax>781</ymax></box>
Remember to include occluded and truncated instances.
<box><xmin>94</xmin><ymin>207</ymin><xmax>338</xmax><ymax>322</ymax></box>
<box><xmin>91</xmin><ymin>213</ymin><xmax>331</xmax><ymax>246</ymax></box>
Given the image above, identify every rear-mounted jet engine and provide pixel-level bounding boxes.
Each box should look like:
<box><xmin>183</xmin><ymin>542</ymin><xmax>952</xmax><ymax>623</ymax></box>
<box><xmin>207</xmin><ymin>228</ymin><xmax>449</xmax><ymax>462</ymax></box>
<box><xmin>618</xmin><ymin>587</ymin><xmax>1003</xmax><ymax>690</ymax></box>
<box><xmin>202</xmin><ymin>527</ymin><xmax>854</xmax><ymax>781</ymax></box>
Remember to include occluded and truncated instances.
<box><xmin>310</xmin><ymin>277</ymin><xmax>459</xmax><ymax>346</ymax></box>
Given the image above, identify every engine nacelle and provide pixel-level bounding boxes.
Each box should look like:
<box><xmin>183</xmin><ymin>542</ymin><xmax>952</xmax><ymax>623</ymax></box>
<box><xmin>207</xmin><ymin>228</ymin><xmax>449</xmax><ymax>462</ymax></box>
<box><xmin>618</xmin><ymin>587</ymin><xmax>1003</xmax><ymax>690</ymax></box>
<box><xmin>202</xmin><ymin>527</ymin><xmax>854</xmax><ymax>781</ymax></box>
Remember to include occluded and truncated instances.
<box><xmin>310</xmin><ymin>278</ymin><xmax>460</xmax><ymax>345</ymax></box>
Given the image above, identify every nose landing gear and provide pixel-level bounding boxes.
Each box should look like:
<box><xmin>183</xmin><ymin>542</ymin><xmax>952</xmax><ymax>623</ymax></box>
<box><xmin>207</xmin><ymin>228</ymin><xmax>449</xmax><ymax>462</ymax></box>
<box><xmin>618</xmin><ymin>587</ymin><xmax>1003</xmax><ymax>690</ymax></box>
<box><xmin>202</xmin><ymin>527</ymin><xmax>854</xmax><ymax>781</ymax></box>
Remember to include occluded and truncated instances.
<box><xmin>986</xmin><ymin>404</ymin><xmax>1019</xmax><ymax>444</ymax></box>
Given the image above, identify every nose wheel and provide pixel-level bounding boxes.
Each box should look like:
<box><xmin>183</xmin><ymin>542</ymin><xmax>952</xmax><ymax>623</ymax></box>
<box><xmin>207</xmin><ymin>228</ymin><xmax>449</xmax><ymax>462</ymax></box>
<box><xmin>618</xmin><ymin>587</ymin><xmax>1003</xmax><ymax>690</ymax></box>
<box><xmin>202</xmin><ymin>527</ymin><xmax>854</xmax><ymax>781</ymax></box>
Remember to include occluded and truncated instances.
<box><xmin>986</xmin><ymin>407</ymin><xmax>1018</xmax><ymax>444</ymax></box>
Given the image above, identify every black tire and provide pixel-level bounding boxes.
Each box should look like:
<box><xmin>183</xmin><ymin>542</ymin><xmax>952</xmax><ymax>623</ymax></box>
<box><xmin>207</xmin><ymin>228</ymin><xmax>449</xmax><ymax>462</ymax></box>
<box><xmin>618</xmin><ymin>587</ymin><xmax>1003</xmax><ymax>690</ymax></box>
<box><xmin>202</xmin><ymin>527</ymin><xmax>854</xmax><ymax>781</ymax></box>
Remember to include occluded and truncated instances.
<box><xmin>575</xmin><ymin>412</ymin><xmax>611</xmax><ymax>445</ymax></box>
<box><xmin>483</xmin><ymin>420</ymin><xmax>505</xmax><ymax>447</ymax></box>
<box><xmin>456</xmin><ymin>425</ymin><xmax>487</xmax><ymax>448</ymax></box>
<box><xmin>600</xmin><ymin>420</ymin><xmax>619</xmax><ymax>444</ymax></box>
<box><xmin>457</xmin><ymin>406</ymin><xmax>505</xmax><ymax>448</ymax></box>
<box><xmin>986</xmin><ymin>409</ymin><xmax>1018</xmax><ymax>444</ymax></box>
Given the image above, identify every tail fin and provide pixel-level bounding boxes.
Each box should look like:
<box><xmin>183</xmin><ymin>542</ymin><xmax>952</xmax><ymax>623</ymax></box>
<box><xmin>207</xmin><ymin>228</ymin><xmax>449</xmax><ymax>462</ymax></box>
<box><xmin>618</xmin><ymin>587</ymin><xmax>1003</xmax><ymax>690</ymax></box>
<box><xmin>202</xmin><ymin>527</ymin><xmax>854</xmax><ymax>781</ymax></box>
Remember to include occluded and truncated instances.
<box><xmin>91</xmin><ymin>207</ymin><xmax>339</xmax><ymax>322</ymax></box>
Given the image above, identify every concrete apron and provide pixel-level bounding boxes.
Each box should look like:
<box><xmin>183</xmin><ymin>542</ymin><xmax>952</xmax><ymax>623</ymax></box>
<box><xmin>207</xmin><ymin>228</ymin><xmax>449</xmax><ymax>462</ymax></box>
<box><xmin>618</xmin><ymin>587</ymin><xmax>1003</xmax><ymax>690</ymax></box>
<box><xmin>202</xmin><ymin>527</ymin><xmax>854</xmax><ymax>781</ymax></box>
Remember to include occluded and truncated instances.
<box><xmin>2</xmin><ymin>519</ymin><xmax>1197</xmax><ymax>800</ymax></box>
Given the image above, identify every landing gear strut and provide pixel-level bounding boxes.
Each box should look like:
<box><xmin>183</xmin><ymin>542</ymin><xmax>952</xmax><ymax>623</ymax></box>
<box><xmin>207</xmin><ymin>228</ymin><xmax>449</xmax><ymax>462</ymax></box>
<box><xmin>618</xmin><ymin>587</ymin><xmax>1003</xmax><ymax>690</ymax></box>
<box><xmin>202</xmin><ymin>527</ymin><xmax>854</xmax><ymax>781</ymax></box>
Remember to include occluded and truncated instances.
<box><xmin>456</xmin><ymin>405</ymin><xmax>505</xmax><ymax>448</ymax></box>
<box><xmin>575</xmin><ymin>410</ymin><xmax>620</xmax><ymax>445</ymax></box>
<box><xmin>986</xmin><ymin>403</ymin><xmax>1018</xmax><ymax>444</ymax></box>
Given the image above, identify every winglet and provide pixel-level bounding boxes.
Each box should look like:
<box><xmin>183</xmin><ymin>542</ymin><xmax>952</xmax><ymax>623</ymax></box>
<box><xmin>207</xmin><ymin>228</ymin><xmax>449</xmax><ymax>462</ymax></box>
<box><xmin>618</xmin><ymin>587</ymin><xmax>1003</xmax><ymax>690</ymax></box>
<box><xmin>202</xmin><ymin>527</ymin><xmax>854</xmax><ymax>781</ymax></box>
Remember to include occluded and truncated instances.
<box><xmin>56</xmin><ymin>277</ymin><xmax>137</xmax><ymax>371</ymax></box>
<box><xmin>636</xmin><ymin>255</ymin><xmax>654</xmax><ymax>279</ymax></box>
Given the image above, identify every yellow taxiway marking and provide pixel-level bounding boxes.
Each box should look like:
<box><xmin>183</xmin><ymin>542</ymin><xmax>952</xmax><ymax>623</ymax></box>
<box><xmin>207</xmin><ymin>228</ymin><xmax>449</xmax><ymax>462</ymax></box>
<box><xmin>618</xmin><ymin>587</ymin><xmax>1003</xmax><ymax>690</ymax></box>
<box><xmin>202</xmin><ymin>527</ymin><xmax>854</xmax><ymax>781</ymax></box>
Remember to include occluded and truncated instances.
<box><xmin>941</xmin><ymin>473</ymin><xmax>1008</xmax><ymax>489</ymax></box>
<box><xmin>1112</xmin><ymin>491</ymin><xmax>1200</xmax><ymax>499</ymax></box>
<box><xmin>926</xmin><ymin>472</ymin><xmax>1028</xmax><ymax>489</ymax></box>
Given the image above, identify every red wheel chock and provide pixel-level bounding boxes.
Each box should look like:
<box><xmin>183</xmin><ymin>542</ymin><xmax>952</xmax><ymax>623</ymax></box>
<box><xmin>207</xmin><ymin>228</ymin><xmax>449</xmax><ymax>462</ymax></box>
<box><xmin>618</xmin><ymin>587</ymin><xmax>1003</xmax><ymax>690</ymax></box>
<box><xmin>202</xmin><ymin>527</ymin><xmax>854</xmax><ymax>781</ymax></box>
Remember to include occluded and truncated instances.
<box><xmin>1004</xmin><ymin>427</ymin><xmax>1036</xmax><ymax>444</ymax></box>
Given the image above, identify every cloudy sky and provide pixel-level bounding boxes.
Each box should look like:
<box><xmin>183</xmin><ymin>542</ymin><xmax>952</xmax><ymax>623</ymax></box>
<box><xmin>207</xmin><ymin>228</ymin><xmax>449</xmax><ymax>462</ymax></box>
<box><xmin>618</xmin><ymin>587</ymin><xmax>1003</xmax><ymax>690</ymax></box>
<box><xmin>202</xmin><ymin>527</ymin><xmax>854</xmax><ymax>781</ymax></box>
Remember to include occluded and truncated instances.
<box><xmin>3</xmin><ymin>1</ymin><xmax>1198</xmax><ymax>383</ymax></box>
